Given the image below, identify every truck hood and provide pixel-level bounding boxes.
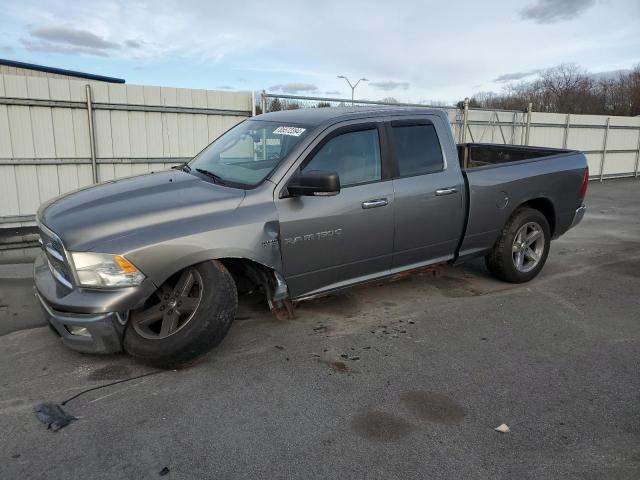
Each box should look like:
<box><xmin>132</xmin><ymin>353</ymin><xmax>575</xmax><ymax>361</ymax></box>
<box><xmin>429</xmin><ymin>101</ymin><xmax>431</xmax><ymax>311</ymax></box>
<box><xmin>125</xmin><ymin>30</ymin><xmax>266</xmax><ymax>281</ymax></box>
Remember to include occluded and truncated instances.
<box><xmin>39</xmin><ymin>170</ymin><xmax>245</xmax><ymax>251</ymax></box>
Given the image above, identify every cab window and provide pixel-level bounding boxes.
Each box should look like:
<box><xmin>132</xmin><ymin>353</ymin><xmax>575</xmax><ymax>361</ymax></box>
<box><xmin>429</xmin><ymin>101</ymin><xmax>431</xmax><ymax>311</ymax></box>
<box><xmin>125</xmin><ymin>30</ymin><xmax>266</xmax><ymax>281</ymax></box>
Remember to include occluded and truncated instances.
<box><xmin>303</xmin><ymin>129</ymin><xmax>381</xmax><ymax>187</ymax></box>
<box><xmin>391</xmin><ymin>124</ymin><xmax>444</xmax><ymax>177</ymax></box>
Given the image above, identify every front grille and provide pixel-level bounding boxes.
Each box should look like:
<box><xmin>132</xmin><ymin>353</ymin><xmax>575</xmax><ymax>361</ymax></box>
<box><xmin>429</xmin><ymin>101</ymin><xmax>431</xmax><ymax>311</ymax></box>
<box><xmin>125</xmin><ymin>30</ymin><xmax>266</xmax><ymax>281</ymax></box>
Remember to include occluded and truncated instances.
<box><xmin>39</xmin><ymin>225</ymin><xmax>74</xmax><ymax>288</ymax></box>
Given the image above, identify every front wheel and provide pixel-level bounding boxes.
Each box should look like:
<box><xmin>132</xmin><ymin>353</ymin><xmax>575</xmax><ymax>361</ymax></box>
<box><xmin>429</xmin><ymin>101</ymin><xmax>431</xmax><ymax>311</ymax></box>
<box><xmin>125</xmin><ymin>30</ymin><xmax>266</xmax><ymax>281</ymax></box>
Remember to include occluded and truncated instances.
<box><xmin>485</xmin><ymin>207</ymin><xmax>551</xmax><ymax>283</ymax></box>
<box><xmin>124</xmin><ymin>260</ymin><xmax>237</xmax><ymax>368</ymax></box>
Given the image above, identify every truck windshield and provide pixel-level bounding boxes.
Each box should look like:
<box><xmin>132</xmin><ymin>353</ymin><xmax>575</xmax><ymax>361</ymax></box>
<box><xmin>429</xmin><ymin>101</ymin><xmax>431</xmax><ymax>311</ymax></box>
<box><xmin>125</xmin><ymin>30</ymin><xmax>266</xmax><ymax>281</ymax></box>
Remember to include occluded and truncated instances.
<box><xmin>188</xmin><ymin>120</ymin><xmax>310</xmax><ymax>188</ymax></box>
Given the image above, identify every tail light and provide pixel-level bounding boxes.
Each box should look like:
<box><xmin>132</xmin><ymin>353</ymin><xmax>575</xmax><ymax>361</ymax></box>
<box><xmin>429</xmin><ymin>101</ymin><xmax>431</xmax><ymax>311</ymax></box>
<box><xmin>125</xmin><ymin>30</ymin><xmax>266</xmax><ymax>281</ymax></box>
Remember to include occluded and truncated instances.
<box><xmin>579</xmin><ymin>167</ymin><xmax>589</xmax><ymax>200</ymax></box>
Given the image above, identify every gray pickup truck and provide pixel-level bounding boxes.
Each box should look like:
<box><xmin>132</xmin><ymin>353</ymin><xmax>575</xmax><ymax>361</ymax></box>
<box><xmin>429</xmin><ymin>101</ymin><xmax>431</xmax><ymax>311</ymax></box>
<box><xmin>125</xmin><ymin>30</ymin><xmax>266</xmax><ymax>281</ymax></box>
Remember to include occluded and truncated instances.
<box><xmin>34</xmin><ymin>107</ymin><xmax>588</xmax><ymax>366</ymax></box>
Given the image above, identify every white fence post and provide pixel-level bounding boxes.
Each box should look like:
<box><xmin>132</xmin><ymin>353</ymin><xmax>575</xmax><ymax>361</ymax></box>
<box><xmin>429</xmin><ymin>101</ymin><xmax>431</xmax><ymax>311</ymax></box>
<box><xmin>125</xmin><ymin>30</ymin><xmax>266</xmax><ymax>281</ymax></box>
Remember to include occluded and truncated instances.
<box><xmin>460</xmin><ymin>98</ymin><xmax>469</xmax><ymax>144</ymax></box>
<box><xmin>562</xmin><ymin>113</ymin><xmax>571</xmax><ymax>149</ymax></box>
<box><xmin>524</xmin><ymin>102</ymin><xmax>532</xmax><ymax>146</ymax></box>
<box><xmin>634</xmin><ymin>127</ymin><xmax>640</xmax><ymax>178</ymax></box>
<box><xmin>251</xmin><ymin>91</ymin><xmax>256</xmax><ymax>117</ymax></box>
<box><xmin>599</xmin><ymin>117</ymin><xmax>610</xmax><ymax>182</ymax></box>
<box><xmin>85</xmin><ymin>84</ymin><xmax>98</xmax><ymax>184</ymax></box>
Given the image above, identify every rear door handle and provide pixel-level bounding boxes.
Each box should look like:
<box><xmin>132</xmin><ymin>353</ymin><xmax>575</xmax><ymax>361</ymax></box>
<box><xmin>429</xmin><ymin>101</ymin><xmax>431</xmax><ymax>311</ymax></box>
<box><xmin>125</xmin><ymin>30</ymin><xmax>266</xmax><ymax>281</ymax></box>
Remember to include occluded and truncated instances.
<box><xmin>435</xmin><ymin>187</ymin><xmax>458</xmax><ymax>196</ymax></box>
<box><xmin>362</xmin><ymin>198</ymin><xmax>388</xmax><ymax>209</ymax></box>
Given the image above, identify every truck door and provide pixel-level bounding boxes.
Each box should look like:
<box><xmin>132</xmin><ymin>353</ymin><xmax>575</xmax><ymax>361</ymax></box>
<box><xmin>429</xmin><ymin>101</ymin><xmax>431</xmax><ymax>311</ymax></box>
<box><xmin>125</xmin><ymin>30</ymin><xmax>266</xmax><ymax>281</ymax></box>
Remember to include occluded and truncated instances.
<box><xmin>388</xmin><ymin>118</ymin><xmax>465</xmax><ymax>270</ymax></box>
<box><xmin>276</xmin><ymin>123</ymin><xmax>394</xmax><ymax>298</ymax></box>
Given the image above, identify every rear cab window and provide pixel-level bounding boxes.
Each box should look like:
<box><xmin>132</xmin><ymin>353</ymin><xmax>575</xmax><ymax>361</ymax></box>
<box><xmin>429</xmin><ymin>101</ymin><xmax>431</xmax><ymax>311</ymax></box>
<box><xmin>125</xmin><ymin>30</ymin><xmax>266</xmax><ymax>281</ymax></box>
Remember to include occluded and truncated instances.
<box><xmin>390</xmin><ymin>123</ymin><xmax>444</xmax><ymax>177</ymax></box>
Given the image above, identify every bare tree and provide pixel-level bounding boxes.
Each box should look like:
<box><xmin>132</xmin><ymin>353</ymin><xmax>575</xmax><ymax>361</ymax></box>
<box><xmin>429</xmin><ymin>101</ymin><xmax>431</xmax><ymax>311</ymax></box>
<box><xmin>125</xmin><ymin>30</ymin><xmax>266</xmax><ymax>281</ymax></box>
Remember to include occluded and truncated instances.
<box><xmin>269</xmin><ymin>98</ymin><xmax>282</xmax><ymax>112</ymax></box>
<box><xmin>468</xmin><ymin>64</ymin><xmax>640</xmax><ymax>116</ymax></box>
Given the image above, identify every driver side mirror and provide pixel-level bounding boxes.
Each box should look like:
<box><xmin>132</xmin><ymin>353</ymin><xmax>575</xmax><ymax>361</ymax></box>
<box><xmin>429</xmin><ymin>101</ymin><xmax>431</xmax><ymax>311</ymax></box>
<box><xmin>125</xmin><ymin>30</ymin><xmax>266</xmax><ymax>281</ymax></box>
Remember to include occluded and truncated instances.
<box><xmin>288</xmin><ymin>170</ymin><xmax>340</xmax><ymax>197</ymax></box>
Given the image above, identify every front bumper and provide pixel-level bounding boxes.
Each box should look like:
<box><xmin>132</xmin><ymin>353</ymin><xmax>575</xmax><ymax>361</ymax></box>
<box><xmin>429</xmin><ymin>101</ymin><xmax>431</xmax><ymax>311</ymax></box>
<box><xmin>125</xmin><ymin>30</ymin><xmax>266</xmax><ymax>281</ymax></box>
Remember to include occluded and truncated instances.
<box><xmin>33</xmin><ymin>252</ymin><xmax>156</xmax><ymax>354</ymax></box>
<box><xmin>569</xmin><ymin>205</ymin><xmax>586</xmax><ymax>229</ymax></box>
<box><xmin>35</xmin><ymin>290</ymin><xmax>125</xmax><ymax>354</ymax></box>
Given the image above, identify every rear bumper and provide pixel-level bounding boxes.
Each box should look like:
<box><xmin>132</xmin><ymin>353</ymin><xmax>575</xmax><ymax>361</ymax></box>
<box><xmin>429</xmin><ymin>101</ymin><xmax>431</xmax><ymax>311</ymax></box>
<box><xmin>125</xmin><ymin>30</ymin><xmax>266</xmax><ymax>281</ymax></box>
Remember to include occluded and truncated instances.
<box><xmin>569</xmin><ymin>205</ymin><xmax>586</xmax><ymax>229</ymax></box>
<box><xmin>35</xmin><ymin>290</ymin><xmax>125</xmax><ymax>354</ymax></box>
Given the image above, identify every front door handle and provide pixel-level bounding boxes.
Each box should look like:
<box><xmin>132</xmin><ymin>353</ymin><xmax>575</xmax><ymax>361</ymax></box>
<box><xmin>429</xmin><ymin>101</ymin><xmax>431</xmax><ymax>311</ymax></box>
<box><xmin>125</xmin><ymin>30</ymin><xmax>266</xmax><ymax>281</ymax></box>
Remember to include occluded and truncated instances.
<box><xmin>435</xmin><ymin>187</ymin><xmax>458</xmax><ymax>196</ymax></box>
<box><xmin>362</xmin><ymin>198</ymin><xmax>388</xmax><ymax>209</ymax></box>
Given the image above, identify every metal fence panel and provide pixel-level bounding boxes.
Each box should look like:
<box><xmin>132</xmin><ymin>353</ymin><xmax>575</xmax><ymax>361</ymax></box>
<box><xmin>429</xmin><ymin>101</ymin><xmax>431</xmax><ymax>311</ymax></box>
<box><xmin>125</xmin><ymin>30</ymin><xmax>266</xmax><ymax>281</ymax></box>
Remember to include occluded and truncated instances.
<box><xmin>261</xmin><ymin>92</ymin><xmax>640</xmax><ymax>181</ymax></box>
<box><xmin>0</xmin><ymin>72</ymin><xmax>253</xmax><ymax>227</ymax></box>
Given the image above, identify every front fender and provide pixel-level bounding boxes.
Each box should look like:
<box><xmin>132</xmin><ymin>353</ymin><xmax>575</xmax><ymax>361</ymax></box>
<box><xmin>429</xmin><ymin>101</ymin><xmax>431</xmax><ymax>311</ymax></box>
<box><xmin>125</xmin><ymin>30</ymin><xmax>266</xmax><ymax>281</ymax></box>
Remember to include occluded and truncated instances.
<box><xmin>125</xmin><ymin>219</ymin><xmax>282</xmax><ymax>289</ymax></box>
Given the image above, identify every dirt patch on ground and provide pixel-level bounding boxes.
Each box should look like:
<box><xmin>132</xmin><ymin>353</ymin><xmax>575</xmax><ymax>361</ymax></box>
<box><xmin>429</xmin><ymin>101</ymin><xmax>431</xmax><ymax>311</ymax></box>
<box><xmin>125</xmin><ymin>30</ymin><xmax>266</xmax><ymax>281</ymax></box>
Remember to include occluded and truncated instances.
<box><xmin>400</xmin><ymin>391</ymin><xmax>466</xmax><ymax>424</ymax></box>
<box><xmin>297</xmin><ymin>293</ymin><xmax>362</xmax><ymax>316</ymax></box>
<box><xmin>351</xmin><ymin>411</ymin><xmax>414</xmax><ymax>441</ymax></box>
<box><xmin>329</xmin><ymin>361</ymin><xmax>351</xmax><ymax>374</ymax></box>
<box><xmin>87</xmin><ymin>364</ymin><xmax>132</xmax><ymax>381</ymax></box>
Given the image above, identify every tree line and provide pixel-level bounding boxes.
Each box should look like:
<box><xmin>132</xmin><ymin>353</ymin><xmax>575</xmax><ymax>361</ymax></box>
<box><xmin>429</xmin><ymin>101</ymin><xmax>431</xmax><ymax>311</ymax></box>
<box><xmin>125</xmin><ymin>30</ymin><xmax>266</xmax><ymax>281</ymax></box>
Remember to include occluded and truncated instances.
<box><xmin>466</xmin><ymin>64</ymin><xmax>640</xmax><ymax>116</ymax></box>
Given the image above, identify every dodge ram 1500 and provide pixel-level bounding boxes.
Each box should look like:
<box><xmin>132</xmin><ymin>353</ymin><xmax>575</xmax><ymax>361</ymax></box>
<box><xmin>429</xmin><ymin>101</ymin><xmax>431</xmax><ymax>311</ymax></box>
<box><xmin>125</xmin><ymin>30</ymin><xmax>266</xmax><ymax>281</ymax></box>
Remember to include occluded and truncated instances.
<box><xmin>34</xmin><ymin>107</ymin><xmax>588</xmax><ymax>366</ymax></box>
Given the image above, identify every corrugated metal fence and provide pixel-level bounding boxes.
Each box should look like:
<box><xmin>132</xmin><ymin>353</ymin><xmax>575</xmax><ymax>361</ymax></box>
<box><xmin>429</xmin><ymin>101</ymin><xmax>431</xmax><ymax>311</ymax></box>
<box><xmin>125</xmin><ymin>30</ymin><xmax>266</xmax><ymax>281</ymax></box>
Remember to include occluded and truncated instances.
<box><xmin>454</xmin><ymin>105</ymin><xmax>640</xmax><ymax>181</ymax></box>
<box><xmin>2</xmin><ymin>84</ymin><xmax>639</xmax><ymax>229</ymax></box>
<box><xmin>0</xmin><ymin>72</ymin><xmax>253</xmax><ymax>228</ymax></box>
<box><xmin>262</xmin><ymin>93</ymin><xmax>640</xmax><ymax>180</ymax></box>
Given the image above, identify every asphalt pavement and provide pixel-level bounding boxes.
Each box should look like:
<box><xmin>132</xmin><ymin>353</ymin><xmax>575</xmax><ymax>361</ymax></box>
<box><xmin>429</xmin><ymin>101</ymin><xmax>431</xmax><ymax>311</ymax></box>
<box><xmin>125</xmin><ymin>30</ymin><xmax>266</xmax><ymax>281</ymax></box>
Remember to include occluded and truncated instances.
<box><xmin>1</xmin><ymin>178</ymin><xmax>639</xmax><ymax>479</ymax></box>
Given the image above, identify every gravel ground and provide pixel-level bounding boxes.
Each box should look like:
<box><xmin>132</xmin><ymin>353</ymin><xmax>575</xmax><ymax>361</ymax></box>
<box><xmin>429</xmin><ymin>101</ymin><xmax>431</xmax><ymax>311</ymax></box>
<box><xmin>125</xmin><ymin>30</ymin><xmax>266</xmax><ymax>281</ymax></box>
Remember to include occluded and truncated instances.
<box><xmin>0</xmin><ymin>178</ymin><xmax>639</xmax><ymax>479</ymax></box>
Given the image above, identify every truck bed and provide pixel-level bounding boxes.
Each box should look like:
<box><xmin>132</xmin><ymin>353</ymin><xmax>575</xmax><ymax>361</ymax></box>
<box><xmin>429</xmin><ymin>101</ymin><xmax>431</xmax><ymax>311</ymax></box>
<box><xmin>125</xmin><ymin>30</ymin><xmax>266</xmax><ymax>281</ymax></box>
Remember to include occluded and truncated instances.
<box><xmin>457</xmin><ymin>143</ymin><xmax>572</xmax><ymax>170</ymax></box>
<box><xmin>454</xmin><ymin>143</ymin><xmax>588</xmax><ymax>262</ymax></box>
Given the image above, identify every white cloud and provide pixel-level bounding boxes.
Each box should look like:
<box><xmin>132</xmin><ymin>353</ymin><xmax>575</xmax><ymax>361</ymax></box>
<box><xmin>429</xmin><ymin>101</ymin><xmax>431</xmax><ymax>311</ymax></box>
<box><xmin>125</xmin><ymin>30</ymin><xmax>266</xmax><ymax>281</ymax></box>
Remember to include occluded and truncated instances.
<box><xmin>269</xmin><ymin>82</ymin><xmax>318</xmax><ymax>94</ymax></box>
<box><xmin>31</xmin><ymin>26</ymin><xmax>120</xmax><ymax>49</ymax></box>
<box><xmin>22</xmin><ymin>38</ymin><xmax>111</xmax><ymax>56</ymax></box>
<box><xmin>520</xmin><ymin>0</ymin><xmax>595</xmax><ymax>23</ymax></box>
<box><xmin>493</xmin><ymin>70</ymin><xmax>541</xmax><ymax>82</ymax></box>
<box><xmin>370</xmin><ymin>81</ymin><xmax>410</xmax><ymax>91</ymax></box>
<box><xmin>1</xmin><ymin>0</ymin><xmax>638</xmax><ymax>102</ymax></box>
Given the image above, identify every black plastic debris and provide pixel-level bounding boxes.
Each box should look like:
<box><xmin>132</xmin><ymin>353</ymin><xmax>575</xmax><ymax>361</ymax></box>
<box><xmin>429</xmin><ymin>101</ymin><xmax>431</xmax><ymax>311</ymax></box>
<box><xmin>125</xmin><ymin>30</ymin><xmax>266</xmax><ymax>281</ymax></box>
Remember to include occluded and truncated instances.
<box><xmin>34</xmin><ymin>370</ymin><xmax>163</xmax><ymax>432</ymax></box>
<box><xmin>159</xmin><ymin>466</ymin><xmax>170</xmax><ymax>476</ymax></box>
<box><xmin>35</xmin><ymin>403</ymin><xmax>76</xmax><ymax>431</ymax></box>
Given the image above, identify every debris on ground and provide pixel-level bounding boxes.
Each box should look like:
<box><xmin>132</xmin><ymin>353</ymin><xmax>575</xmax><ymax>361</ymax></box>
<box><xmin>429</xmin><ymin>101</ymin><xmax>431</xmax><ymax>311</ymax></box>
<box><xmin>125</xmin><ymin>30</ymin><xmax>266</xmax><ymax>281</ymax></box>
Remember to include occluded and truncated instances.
<box><xmin>35</xmin><ymin>403</ymin><xmax>76</xmax><ymax>431</ymax></box>
<box><xmin>370</xmin><ymin>320</ymin><xmax>415</xmax><ymax>338</ymax></box>
<box><xmin>34</xmin><ymin>371</ymin><xmax>163</xmax><ymax>432</ymax></box>
<box><xmin>329</xmin><ymin>361</ymin><xmax>351</xmax><ymax>374</ymax></box>
<box><xmin>159</xmin><ymin>466</ymin><xmax>170</xmax><ymax>476</ymax></box>
<box><xmin>494</xmin><ymin>423</ymin><xmax>510</xmax><ymax>433</ymax></box>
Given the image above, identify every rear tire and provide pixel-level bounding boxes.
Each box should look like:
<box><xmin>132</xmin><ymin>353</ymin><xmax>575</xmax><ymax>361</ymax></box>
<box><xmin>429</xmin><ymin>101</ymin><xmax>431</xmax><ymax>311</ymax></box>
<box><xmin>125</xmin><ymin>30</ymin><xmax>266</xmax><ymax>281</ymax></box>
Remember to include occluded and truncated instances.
<box><xmin>124</xmin><ymin>260</ymin><xmax>237</xmax><ymax>369</ymax></box>
<box><xmin>485</xmin><ymin>207</ymin><xmax>550</xmax><ymax>283</ymax></box>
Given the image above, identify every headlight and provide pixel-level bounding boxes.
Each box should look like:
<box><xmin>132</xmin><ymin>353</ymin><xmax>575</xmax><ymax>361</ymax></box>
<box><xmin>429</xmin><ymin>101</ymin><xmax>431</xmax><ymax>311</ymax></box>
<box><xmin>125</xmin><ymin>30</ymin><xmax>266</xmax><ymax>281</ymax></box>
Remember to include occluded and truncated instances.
<box><xmin>71</xmin><ymin>252</ymin><xmax>145</xmax><ymax>288</ymax></box>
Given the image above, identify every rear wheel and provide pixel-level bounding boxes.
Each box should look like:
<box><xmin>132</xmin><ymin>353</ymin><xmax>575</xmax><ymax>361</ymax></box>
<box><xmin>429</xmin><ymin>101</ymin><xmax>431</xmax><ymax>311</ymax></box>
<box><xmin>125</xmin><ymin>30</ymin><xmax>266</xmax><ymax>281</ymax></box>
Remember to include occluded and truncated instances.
<box><xmin>485</xmin><ymin>207</ymin><xmax>550</xmax><ymax>283</ymax></box>
<box><xmin>124</xmin><ymin>260</ymin><xmax>237</xmax><ymax>368</ymax></box>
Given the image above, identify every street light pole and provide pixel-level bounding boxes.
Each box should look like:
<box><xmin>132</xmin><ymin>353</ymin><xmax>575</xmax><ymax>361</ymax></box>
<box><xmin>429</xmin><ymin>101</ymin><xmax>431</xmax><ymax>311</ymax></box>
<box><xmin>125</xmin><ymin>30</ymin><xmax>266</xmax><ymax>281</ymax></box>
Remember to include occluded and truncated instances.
<box><xmin>337</xmin><ymin>75</ymin><xmax>368</xmax><ymax>105</ymax></box>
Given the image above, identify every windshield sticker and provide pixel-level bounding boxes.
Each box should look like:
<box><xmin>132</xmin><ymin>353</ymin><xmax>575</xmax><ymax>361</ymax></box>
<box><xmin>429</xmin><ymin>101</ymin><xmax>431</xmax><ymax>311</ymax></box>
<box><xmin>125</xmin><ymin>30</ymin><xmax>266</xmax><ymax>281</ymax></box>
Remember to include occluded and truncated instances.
<box><xmin>273</xmin><ymin>126</ymin><xmax>306</xmax><ymax>137</ymax></box>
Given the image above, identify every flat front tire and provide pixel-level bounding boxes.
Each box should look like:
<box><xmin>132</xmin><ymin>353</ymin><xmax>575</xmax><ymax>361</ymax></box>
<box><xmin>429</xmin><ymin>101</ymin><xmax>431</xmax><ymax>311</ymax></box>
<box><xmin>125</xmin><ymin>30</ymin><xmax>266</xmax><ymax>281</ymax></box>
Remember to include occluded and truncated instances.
<box><xmin>124</xmin><ymin>260</ymin><xmax>237</xmax><ymax>368</ymax></box>
<box><xmin>485</xmin><ymin>207</ymin><xmax>551</xmax><ymax>283</ymax></box>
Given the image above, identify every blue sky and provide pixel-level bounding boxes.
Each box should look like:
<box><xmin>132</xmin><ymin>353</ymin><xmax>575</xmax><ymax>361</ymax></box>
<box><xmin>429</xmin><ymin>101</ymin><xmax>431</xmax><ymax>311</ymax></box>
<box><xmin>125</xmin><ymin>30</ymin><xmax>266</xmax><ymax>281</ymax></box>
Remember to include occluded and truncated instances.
<box><xmin>0</xmin><ymin>0</ymin><xmax>638</xmax><ymax>104</ymax></box>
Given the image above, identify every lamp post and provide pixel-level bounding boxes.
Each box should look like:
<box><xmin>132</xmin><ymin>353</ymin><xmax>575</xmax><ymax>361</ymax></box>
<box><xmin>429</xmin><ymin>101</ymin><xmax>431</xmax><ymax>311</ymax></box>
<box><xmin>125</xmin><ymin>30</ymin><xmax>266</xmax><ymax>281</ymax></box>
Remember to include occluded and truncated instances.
<box><xmin>337</xmin><ymin>75</ymin><xmax>368</xmax><ymax>105</ymax></box>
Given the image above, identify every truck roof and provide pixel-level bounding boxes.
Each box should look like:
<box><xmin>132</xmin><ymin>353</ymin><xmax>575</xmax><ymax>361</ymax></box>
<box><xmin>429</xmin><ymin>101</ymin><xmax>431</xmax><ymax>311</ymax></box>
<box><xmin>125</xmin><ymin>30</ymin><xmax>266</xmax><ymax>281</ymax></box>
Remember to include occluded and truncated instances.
<box><xmin>255</xmin><ymin>106</ymin><xmax>447</xmax><ymax>127</ymax></box>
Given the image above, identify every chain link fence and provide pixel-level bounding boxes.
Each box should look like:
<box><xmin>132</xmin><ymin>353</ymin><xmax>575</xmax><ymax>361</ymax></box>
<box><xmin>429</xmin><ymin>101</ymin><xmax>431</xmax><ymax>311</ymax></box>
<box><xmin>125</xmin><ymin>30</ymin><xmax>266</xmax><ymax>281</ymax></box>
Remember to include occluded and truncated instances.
<box><xmin>259</xmin><ymin>92</ymin><xmax>640</xmax><ymax>181</ymax></box>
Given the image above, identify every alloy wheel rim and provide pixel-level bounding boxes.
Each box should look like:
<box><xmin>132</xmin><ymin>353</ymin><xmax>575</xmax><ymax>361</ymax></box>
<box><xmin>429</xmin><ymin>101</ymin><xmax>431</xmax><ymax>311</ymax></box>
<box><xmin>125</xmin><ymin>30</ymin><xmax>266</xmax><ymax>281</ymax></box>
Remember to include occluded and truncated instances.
<box><xmin>132</xmin><ymin>267</ymin><xmax>203</xmax><ymax>340</ymax></box>
<box><xmin>512</xmin><ymin>222</ymin><xmax>545</xmax><ymax>273</ymax></box>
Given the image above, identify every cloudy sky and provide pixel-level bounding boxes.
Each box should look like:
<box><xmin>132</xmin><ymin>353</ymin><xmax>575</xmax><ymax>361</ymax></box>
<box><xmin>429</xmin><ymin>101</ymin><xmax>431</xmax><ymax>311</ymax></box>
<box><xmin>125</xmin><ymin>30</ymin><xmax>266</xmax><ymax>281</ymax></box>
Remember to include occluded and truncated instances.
<box><xmin>0</xmin><ymin>0</ymin><xmax>638</xmax><ymax>104</ymax></box>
